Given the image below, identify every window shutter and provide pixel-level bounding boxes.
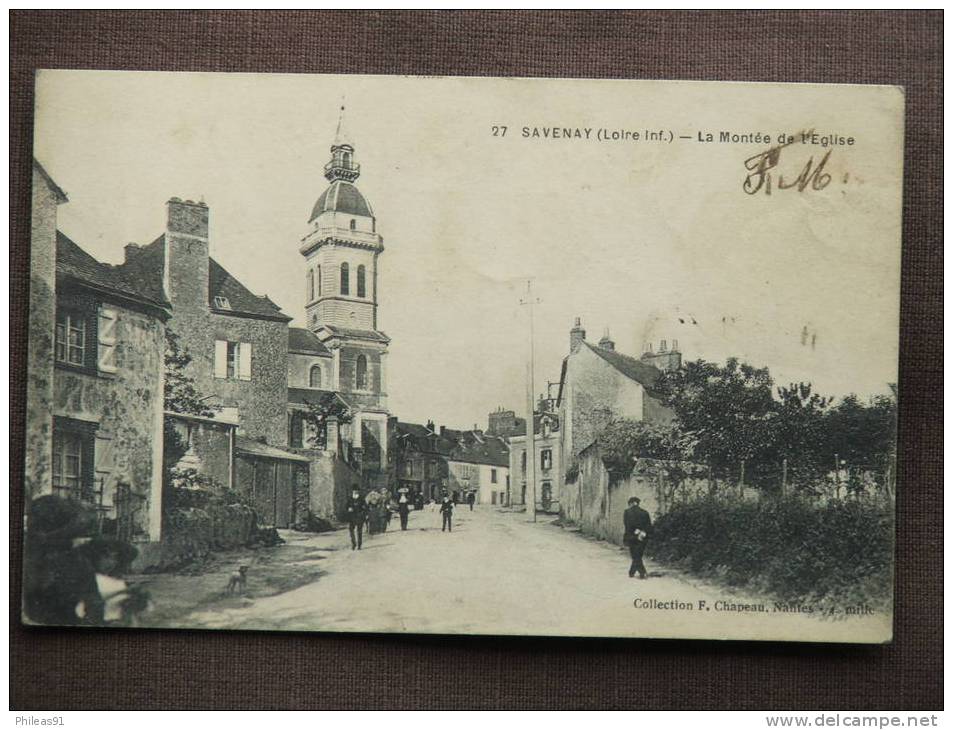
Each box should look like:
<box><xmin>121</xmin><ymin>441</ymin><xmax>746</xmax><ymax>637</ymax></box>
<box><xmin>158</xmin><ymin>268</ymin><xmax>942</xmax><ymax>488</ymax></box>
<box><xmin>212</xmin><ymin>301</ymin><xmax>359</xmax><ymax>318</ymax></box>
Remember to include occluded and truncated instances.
<box><xmin>238</xmin><ymin>342</ymin><xmax>252</xmax><ymax>381</ymax></box>
<box><xmin>94</xmin><ymin>434</ymin><xmax>115</xmax><ymax>499</ymax></box>
<box><xmin>214</xmin><ymin>340</ymin><xmax>228</xmax><ymax>379</ymax></box>
<box><xmin>97</xmin><ymin>306</ymin><xmax>118</xmax><ymax>373</ymax></box>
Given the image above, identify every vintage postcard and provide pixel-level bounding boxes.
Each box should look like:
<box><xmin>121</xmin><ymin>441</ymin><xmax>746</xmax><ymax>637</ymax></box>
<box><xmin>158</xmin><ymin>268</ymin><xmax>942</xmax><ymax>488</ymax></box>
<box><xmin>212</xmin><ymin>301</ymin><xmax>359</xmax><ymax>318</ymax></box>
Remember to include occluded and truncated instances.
<box><xmin>22</xmin><ymin>71</ymin><xmax>902</xmax><ymax>642</ymax></box>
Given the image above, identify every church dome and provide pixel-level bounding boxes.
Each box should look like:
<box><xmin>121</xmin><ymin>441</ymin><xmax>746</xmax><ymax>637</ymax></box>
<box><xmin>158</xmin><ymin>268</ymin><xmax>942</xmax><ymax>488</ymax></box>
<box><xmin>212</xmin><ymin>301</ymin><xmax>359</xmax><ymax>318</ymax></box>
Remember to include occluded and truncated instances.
<box><xmin>310</xmin><ymin>181</ymin><xmax>374</xmax><ymax>222</ymax></box>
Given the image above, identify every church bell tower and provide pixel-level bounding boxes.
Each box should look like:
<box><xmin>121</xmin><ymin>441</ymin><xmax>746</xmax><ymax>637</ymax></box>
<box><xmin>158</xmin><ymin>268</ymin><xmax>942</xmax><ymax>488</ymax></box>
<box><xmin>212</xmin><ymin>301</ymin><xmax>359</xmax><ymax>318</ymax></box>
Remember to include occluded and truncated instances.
<box><xmin>299</xmin><ymin>107</ymin><xmax>390</xmax><ymax>481</ymax></box>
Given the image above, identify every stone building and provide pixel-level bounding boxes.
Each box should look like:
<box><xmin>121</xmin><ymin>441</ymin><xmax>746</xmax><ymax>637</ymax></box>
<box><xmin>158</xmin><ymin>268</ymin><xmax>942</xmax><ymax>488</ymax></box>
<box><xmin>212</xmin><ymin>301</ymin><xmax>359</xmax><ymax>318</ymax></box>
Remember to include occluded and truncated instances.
<box><xmin>118</xmin><ymin>197</ymin><xmax>309</xmax><ymax>528</ymax></box>
<box><xmin>26</xmin><ymin>161</ymin><xmax>171</xmax><ymax>546</ymax></box>
<box><xmin>294</xmin><ymin>110</ymin><xmax>392</xmax><ymax>496</ymax></box>
<box><xmin>555</xmin><ymin>317</ymin><xmax>680</xmax><ymax>525</ymax></box>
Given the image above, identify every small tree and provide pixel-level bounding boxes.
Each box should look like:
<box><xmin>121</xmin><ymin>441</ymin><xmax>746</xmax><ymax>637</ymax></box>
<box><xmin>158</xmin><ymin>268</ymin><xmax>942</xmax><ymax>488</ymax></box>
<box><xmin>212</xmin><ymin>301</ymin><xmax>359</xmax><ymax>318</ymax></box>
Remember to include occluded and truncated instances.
<box><xmin>654</xmin><ymin>357</ymin><xmax>777</xmax><ymax>485</ymax></box>
<box><xmin>597</xmin><ymin>418</ymin><xmax>698</xmax><ymax>500</ymax></box>
<box><xmin>162</xmin><ymin>329</ymin><xmax>214</xmax><ymax>481</ymax></box>
<box><xmin>301</xmin><ymin>392</ymin><xmax>352</xmax><ymax>450</ymax></box>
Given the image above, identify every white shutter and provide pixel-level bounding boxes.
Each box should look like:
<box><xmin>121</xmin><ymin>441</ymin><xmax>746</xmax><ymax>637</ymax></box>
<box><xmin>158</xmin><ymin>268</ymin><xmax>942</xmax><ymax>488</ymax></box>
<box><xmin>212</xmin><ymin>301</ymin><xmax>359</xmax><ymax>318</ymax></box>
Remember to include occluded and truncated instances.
<box><xmin>94</xmin><ymin>434</ymin><xmax>115</xmax><ymax>500</ymax></box>
<box><xmin>238</xmin><ymin>342</ymin><xmax>252</xmax><ymax>381</ymax></box>
<box><xmin>214</xmin><ymin>340</ymin><xmax>228</xmax><ymax>379</ymax></box>
<box><xmin>97</xmin><ymin>306</ymin><xmax>118</xmax><ymax>373</ymax></box>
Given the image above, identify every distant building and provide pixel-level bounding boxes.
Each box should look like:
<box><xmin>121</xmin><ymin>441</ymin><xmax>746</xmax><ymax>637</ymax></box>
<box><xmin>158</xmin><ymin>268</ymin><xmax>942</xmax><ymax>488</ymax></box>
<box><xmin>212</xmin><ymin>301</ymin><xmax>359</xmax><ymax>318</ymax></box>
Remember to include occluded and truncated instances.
<box><xmin>27</xmin><ymin>160</ymin><xmax>170</xmax><ymax>548</ymax></box>
<box><xmin>446</xmin><ymin>428</ymin><xmax>510</xmax><ymax>506</ymax></box>
<box><xmin>391</xmin><ymin>419</ymin><xmax>448</xmax><ymax>501</ymax></box>
<box><xmin>508</xmin><ymin>409</ymin><xmax>561</xmax><ymax>513</ymax></box>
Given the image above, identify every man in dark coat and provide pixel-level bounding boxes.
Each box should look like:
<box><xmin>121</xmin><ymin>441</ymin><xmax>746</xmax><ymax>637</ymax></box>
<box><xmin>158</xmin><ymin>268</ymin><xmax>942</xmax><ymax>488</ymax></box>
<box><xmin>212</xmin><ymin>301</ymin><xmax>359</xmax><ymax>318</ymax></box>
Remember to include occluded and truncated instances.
<box><xmin>397</xmin><ymin>489</ymin><xmax>411</xmax><ymax>531</ymax></box>
<box><xmin>344</xmin><ymin>487</ymin><xmax>366</xmax><ymax>550</ymax></box>
<box><xmin>439</xmin><ymin>491</ymin><xmax>454</xmax><ymax>532</ymax></box>
<box><xmin>466</xmin><ymin>491</ymin><xmax>476</xmax><ymax>511</ymax></box>
<box><xmin>622</xmin><ymin>496</ymin><xmax>652</xmax><ymax>579</ymax></box>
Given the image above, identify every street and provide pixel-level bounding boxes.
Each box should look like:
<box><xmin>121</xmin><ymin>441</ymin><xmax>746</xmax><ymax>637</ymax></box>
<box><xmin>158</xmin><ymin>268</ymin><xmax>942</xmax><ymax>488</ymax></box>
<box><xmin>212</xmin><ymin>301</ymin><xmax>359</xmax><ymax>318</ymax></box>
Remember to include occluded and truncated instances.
<box><xmin>138</xmin><ymin>506</ymin><xmax>887</xmax><ymax>642</ymax></box>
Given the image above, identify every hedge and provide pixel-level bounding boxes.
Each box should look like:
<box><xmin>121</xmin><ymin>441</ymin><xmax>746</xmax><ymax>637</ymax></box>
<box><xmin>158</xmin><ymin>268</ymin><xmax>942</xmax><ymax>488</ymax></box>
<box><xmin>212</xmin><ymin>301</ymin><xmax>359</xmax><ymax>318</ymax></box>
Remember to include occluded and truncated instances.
<box><xmin>648</xmin><ymin>494</ymin><xmax>894</xmax><ymax>608</ymax></box>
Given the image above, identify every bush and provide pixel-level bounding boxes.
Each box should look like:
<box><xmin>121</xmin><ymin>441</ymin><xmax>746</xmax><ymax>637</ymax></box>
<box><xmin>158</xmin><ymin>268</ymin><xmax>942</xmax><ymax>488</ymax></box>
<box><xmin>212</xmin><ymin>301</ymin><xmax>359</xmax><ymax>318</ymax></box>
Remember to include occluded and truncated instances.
<box><xmin>648</xmin><ymin>494</ymin><xmax>894</xmax><ymax>609</ymax></box>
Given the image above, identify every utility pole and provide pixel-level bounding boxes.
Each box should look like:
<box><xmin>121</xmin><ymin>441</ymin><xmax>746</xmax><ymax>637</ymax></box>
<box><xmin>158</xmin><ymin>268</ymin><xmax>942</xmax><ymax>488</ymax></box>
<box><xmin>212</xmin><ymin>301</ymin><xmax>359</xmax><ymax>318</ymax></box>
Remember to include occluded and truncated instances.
<box><xmin>520</xmin><ymin>279</ymin><xmax>539</xmax><ymax>523</ymax></box>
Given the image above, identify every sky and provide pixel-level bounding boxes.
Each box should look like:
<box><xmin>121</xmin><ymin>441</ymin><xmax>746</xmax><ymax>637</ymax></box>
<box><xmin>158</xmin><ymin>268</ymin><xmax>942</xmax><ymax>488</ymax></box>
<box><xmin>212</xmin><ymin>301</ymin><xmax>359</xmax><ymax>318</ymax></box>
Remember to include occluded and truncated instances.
<box><xmin>34</xmin><ymin>72</ymin><xmax>904</xmax><ymax>428</ymax></box>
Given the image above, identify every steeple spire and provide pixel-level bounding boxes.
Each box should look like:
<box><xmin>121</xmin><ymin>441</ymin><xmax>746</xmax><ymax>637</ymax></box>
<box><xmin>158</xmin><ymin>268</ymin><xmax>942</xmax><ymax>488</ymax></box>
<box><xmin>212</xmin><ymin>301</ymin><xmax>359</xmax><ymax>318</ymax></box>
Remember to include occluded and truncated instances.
<box><xmin>333</xmin><ymin>101</ymin><xmax>349</xmax><ymax>147</ymax></box>
<box><xmin>324</xmin><ymin>102</ymin><xmax>360</xmax><ymax>183</ymax></box>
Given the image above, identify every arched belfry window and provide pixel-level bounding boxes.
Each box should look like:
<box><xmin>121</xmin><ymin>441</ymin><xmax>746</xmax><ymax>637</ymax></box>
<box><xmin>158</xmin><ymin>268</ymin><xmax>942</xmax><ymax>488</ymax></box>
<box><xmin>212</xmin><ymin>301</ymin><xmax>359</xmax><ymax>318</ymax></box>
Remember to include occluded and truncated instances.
<box><xmin>340</xmin><ymin>262</ymin><xmax>349</xmax><ymax>295</ymax></box>
<box><xmin>357</xmin><ymin>265</ymin><xmax>366</xmax><ymax>298</ymax></box>
<box><xmin>309</xmin><ymin>365</ymin><xmax>322</xmax><ymax>389</ymax></box>
<box><xmin>356</xmin><ymin>354</ymin><xmax>368</xmax><ymax>390</ymax></box>
<box><xmin>308</xmin><ymin>268</ymin><xmax>315</xmax><ymax>301</ymax></box>
<box><xmin>349</xmin><ymin>219</ymin><xmax>357</xmax><ymax>231</ymax></box>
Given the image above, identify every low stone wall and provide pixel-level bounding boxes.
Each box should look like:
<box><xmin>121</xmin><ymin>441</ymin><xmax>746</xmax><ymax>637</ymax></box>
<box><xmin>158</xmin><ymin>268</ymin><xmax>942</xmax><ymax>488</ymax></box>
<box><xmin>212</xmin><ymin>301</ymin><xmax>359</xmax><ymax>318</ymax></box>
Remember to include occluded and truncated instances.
<box><xmin>559</xmin><ymin>445</ymin><xmax>707</xmax><ymax>546</ymax></box>
<box><xmin>156</xmin><ymin>502</ymin><xmax>257</xmax><ymax>570</ymax></box>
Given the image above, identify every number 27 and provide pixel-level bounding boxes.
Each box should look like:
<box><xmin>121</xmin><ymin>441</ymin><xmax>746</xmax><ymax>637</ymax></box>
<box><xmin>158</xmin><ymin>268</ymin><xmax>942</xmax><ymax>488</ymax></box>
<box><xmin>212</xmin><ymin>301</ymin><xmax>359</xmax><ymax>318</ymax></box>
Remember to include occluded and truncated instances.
<box><xmin>492</xmin><ymin>125</ymin><xmax>508</xmax><ymax>137</ymax></box>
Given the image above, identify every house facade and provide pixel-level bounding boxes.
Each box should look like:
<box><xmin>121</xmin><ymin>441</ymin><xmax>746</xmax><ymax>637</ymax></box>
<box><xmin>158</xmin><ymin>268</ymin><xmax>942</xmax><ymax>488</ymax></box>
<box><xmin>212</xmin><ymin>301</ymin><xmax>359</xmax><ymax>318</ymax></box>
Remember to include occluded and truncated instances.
<box><xmin>26</xmin><ymin>161</ymin><xmax>171</xmax><ymax>546</ymax></box>
<box><xmin>445</xmin><ymin>429</ymin><xmax>510</xmax><ymax>505</ymax></box>
<box><xmin>555</xmin><ymin>318</ymin><xmax>680</xmax><ymax>525</ymax></box>
<box><xmin>508</xmin><ymin>410</ymin><xmax>561</xmax><ymax>513</ymax></box>
<box><xmin>118</xmin><ymin>197</ymin><xmax>310</xmax><ymax>528</ymax></box>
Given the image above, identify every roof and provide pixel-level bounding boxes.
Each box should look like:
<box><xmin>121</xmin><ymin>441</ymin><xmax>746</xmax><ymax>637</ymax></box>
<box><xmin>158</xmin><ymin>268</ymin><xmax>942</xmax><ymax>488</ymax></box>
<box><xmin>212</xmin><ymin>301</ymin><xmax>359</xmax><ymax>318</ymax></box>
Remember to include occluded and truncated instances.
<box><xmin>234</xmin><ymin>436</ymin><xmax>310</xmax><ymax>463</ymax></box>
<box><xmin>448</xmin><ymin>432</ymin><xmax>510</xmax><ymax>468</ymax></box>
<box><xmin>288</xmin><ymin>327</ymin><xmax>332</xmax><ymax>356</ymax></box>
<box><xmin>584</xmin><ymin>341</ymin><xmax>662</xmax><ymax>393</ymax></box>
<box><xmin>56</xmin><ymin>231</ymin><xmax>171</xmax><ymax>315</ymax></box>
<box><xmin>288</xmin><ymin>387</ymin><xmax>350</xmax><ymax>409</ymax></box>
<box><xmin>117</xmin><ymin>235</ymin><xmax>291</xmax><ymax>322</ymax></box>
<box><xmin>310</xmin><ymin>180</ymin><xmax>374</xmax><ymax>222</ymax></box>
<box><xmin>320</xmin><ymin>324</ymin><xmax>390</xmax><ymax>344</ymax></box>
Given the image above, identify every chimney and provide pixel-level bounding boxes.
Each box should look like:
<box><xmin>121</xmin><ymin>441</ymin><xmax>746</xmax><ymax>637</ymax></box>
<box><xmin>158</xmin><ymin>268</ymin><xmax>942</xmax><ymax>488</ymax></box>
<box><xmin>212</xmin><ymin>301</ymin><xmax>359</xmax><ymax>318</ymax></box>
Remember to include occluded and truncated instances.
<box><xmin>426</xmin><ymin>419</ymin><xmax>435</xmax><ymax>432</ymax></box>
<box><xmin>641</xmin><ymin>337</ymin><xmax>683</xmax><ymax>372</ymax></box>
<box><xmin>598</xmin><ymin>328</ymin><xmax>615</xmax><ymax>351</ymax></box>
<box><xmin>164</xmin><ymin>197</ymin><xmax>210</xmax><ymax>317</ymax></box>
<box><xmin>570</xmin><ymin>317</ymin><xmax>586</xmax><ymax>353</ymax></box>
<box><xmin>124</xmin><ymin>242</ymin><xmax>141</xmax><ymax>262</ymax></box>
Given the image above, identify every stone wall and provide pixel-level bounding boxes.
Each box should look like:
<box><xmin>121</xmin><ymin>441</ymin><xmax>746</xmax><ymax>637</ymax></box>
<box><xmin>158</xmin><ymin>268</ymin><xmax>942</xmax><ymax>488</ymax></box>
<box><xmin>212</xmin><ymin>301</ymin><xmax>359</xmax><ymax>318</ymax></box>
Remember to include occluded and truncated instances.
<box><xmin>25</xmin><ymin>165</ymin><xmax>60</xmax><ymax>500</ymax></box>
<box><xmin>209</xmin><ymin>313</ymin><xmax>289</xmax><ymax>446</ymax></box>
<box><xmin>52</xmin><ymin>292</ymin><xmax>166</xmax><ymax>541</ymax></box>
<box><xmin>561</xmin><ymin>444</ymin><xmax>707</xmax><ymax>546</ymax></box>
<box><xmin>164</xmin><ymin>413</ymin><xmax>233</xmax><ymax>490</ymax></box>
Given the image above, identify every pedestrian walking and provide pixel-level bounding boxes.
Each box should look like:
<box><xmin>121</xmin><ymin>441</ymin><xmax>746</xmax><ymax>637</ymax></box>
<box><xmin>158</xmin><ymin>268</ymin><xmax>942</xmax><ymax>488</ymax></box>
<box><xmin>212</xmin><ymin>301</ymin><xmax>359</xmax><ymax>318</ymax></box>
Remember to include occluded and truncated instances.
<box><xmin>622</xmin><ymin>496</ymin><xmax>652</xmax><ymax>579</ymax></box>
<box><xmin>439</xmin><ymin>491</ymin><xmax>454</xmax><ymax>532</ymax></box>
<box><xmin>397</xmin><ymin>488</ymin><xmax>411</xmax><ymax>531</ymax></box>
<box><xmin>467</xmin><ymin>491</ymin><xmax>476</xmax><ymax>511</ymax></box>
<box><xmin>344</xmin><ymin>486</ymin><xmax>366</xmax><ymax>550</ymax></box>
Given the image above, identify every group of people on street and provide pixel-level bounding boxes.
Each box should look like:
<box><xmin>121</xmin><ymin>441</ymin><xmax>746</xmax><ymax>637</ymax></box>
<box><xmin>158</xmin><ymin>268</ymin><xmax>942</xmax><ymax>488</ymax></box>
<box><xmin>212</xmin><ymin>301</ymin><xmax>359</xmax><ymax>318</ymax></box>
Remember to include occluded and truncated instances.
<box><xmin>343</xmin><ymin>485</ymin><xmax>466</xmax><ymax>548</ymax></box>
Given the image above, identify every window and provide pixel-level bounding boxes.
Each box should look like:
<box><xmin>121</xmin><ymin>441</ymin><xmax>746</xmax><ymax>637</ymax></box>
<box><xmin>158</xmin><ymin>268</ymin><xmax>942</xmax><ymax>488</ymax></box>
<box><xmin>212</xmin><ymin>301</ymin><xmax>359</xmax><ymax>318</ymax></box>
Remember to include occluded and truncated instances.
<box><xmin>215</xmin><ymin>340</ymin><xmax>252</xmax><ymax>380</ymax></box>
<box><xmin>541</xmin><ymin>449</ymin><xmax>553</xmax><ymax>471</ymax></box>
<box><xmin>355</xmin><ymin>354</ymin><xmax>368</xmax><ymax>390</ymax></box>
<box><xmin>213</xmin><ymin>296</ymin><xmax>231</xmax><ymax>310</ymax></box>
<box><xmin>52</xmin><ymin>419</ymin><xmax>97</xmax><ymax>503</ymax></box>
<box><xmin>309</xmin><ymin>365</ymin><xmax>322</xmax><ymax>389</ymax></box>
<box><xmin>307</xmin><ymin>269</ymin><xmax>315</xmax><ymax>301</ymax></box>
<box><xmin>349</xmin><ymin>219</ymin><xmax>357</xmax><ymax>231</ymax></box>
<box><xmin>491</xmin><ymin>469</ymin><xmax>498</xmax><ymax>484</ymax></box>
<box><xmin>357</xmin><ymin>264</ymin><xmax>366</xmax><ymax>298</ymax></box>
<box><xmin>289</xmin><ymin>412</ymin><xmax>304</xmax><ymax>449</ymax></box>
<box><xmin>520</xmin><ymin>450</ymin><xmax>527</xmax><ymax>475</ymax></box>
<box><xmin>317</xmin><ymin>265</ymin><xmax>322</xmax><ymax>296</ymax></box>
<box><xmin>53</xmin><ymin>431</ymin><xmax>83</xmax><ymax>492</ymax></box>
<box><xmin>55</xmin><ymin>309</ymin><xmax>88</xmax><ymax>367</ymax></box>
<box><xmin>340</xmin><ymin>263</ymin><xmax>349</xmax><ymax>295</ymax></box>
